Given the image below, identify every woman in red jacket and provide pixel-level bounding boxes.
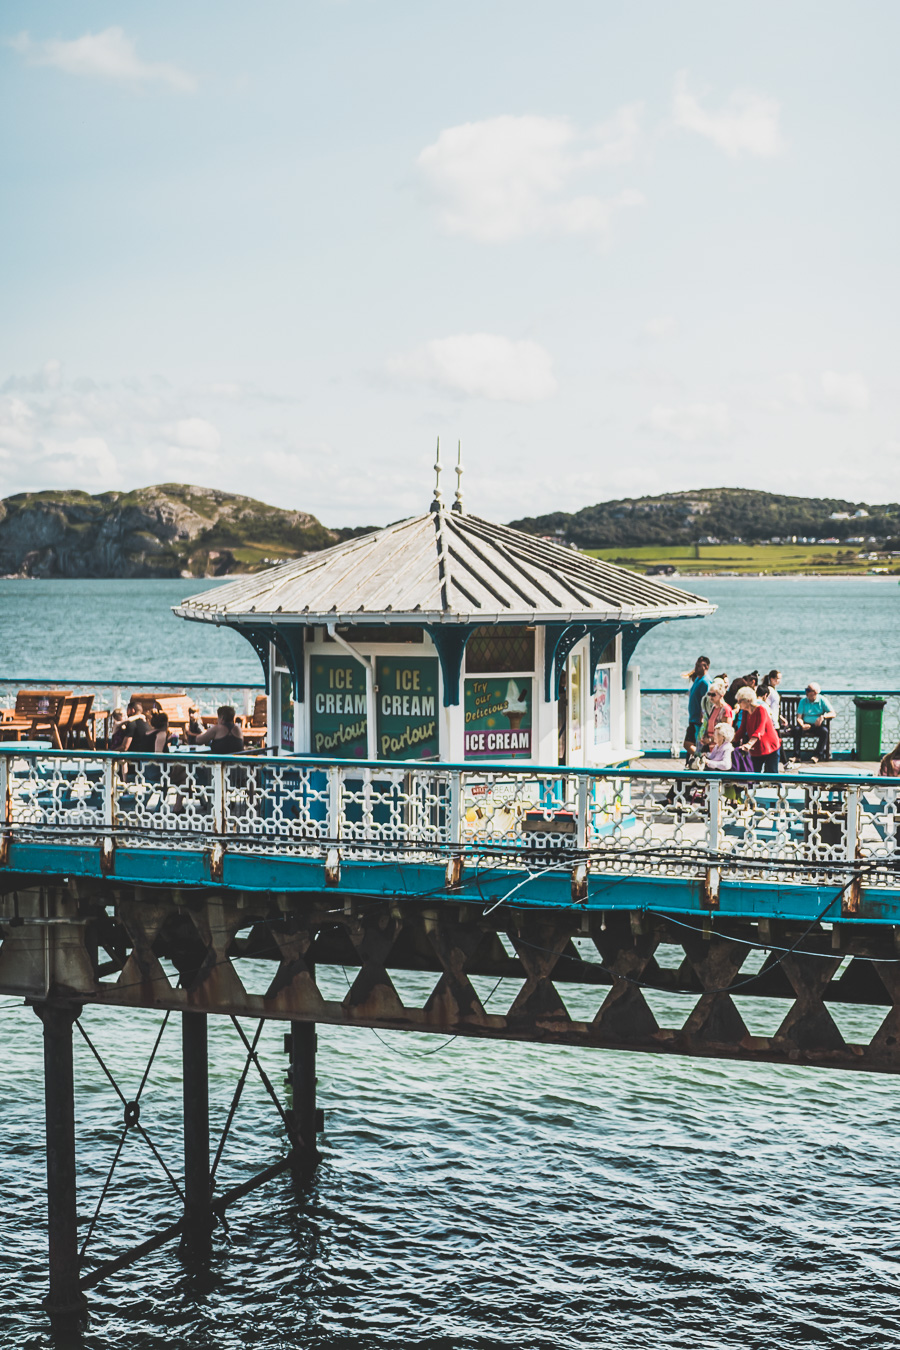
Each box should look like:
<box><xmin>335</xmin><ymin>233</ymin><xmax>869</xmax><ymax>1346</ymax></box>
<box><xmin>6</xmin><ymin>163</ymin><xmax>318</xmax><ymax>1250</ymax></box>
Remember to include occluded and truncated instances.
<box><xmin>733</xmin><ymin>687</ymin><xmax>781</xmax><ymax>773</ymax></box>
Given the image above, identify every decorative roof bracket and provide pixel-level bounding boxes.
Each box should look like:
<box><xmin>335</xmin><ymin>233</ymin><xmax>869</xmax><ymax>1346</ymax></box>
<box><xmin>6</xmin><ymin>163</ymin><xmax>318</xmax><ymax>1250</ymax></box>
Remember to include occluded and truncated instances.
<box><xmin>228</xmin><ymin>623</ymin><xmax>306</xmax><ymax>702</ymax></box>
<box><xmin>425</xmin><ymin>624</ymin><xmax>479</xmax><ymax>707</ymax></box>
<box><xmin>543</xmin><ymin>623</ymin><xmax>589</xmax><ymax>702</ymax></box>
<box><xmin>588</xmin><ymin>624</ymin><xmax>625</xmax><ymax>677</ymax></box>
<box><xmin>619</xmin><ymin>620</ymin><xmax>665</xmax><ymax>686</ymax></box>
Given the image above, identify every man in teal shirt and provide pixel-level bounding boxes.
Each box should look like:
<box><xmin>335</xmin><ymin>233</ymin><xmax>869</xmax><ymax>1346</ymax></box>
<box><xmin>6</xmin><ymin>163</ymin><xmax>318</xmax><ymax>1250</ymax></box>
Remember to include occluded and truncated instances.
<box><xmin>793</xmin><ymin>682</ymin><xmax>834</xmax><ymax>761</ymax></box>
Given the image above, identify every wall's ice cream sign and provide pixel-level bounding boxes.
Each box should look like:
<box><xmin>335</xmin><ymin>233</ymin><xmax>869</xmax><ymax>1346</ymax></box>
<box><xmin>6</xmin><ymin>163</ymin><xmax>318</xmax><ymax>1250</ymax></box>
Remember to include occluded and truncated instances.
<box><xmin>464</xmin><ymin>677</ymin><xmax>532</xmax><ymax>759</ymax></box>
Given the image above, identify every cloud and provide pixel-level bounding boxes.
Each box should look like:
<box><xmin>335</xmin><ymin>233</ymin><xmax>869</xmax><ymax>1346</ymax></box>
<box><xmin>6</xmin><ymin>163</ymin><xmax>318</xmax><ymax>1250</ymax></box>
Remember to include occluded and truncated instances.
<box><xmin>673</xmin><ymin>72</ymin><xmax>784</xmax><ymax>157</ymax></box>
<box><xmin>417</xmin><ymin>109</ymin><xmax>644</xmax><ymax>242</ymax></box>
<box><xmin>172</xmin><ymin>417</ymin><xmax>221</xmax><ymax>451</ymax></box>
<box><xmin>0</xmin><ymin>363</ymin><xmax>232</xmax><ymax>493</ymax></box>
<box><xmin>10</xmin><ymin>27</ymin><xmax>196</xmax><ymax>92</ymax></box>
<box><xmin>387</xmin><ymin>333</ymin><xmax>558</xmax><ymax>402</ymax></box>
<box><xmin>819</xmin><ymin>370</ymin><xmax>870</xmax><ymax>413</ymax></box>
<box><xmin>643</xmin><ymin>402</ymin><xmax>731</xmax><ymax>442</ymax></box>
<box><xmin>36</xmin><ymin>437</ymin><xmax>118</xmax><ymax>486</ymax></box>
<box><xmin>2</xmin><ymin>358</ymin><xmax>63</xmax><ymax>394</ymax></box>
<box><xmin>641</xmin><ymin>316</ymin><xmax>677</xmax><ymax>341</ymax></box>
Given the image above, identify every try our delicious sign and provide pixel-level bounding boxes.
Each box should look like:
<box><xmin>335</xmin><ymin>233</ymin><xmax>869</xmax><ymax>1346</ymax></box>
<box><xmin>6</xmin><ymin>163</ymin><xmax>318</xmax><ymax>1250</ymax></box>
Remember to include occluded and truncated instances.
<box><xmin>464</xmin><ymin>677</ymin><xmax>532</xmax><ymax>759</ymax></box>
<box><xmin>310</xmin><ymin>657</ymin><xmax>368</xmax><ymax>757</ymax></box>
<box><xmin>376</xmin><ymin>657</ymin><xmax>439</xmax><ymax>760</ymax></box>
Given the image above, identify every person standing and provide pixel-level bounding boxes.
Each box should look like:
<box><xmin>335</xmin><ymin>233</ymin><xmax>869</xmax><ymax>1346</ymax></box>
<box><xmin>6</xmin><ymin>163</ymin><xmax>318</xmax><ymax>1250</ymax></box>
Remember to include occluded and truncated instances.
<box><xmin>733</xmin><ymin>687</ymin><xmax>781</xmax><ymax>773</ymax></box>
<box><xmin>760</xmin><ymin>670</ymin><xmax>785</xmax><ymax>729</ymax></box>
<box><xmin>684</xmin><ymin>657</ymin><xmax>711</xmax><ymax>756</ymax></box>
<box><xmin>700</xmin><ymin>679</ymin><xmax>733</xmax><ymax>749</ymax></box>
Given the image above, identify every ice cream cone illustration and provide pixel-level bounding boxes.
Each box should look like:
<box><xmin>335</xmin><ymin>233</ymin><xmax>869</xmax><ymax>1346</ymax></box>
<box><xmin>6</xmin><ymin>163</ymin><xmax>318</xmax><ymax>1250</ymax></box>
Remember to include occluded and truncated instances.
<box><xmin>503</xmin><ymin>680</ymin><xmax>528</xmax><ymax>729</ymax></box>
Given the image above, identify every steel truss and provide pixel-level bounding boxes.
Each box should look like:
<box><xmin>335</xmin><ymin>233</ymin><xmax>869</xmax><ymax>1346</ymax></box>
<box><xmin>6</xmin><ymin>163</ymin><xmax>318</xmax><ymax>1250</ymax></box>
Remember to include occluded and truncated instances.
<box><xmin>8</xmin><ymin>879</ymin><xmax>900</xmax><ymax>1074</ymax></box>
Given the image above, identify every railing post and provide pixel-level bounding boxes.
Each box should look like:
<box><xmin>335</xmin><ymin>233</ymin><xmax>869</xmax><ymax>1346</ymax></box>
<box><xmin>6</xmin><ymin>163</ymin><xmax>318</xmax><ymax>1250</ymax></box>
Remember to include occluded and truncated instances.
<box><xmin>0</xmin><ymin>752</ymin><xmax>9</xmax><ymax>866</ymax></box>
<box><xmin>703</xmin><ymin>776</ymin><xmax>723</xmax><ymax>907</ymax></box>
<box><xmin>328</xmin><ymin>765</ymin><xmax>342</xmax><ymax>844</ymax></box>
<box><xmin>844</xmin><ymin>785</ymin><xmax>860</xmax><ymax>862</ymax></box>
<box><xmin>449</xmin><ymin>771</ymin><xmax>462</xmax><ymax>847</ymax></box>
<box><xmin>670</xmin><ymin>694</ymin><xmax>680</xmax><ymax>757</ymax></box>
<box><xmin>576</xmin><ymin>776</ymin><xmax>588</xmax><ymax>849</ymax></box>
<box><xmin>707</xmin><ymin>777</ymin><xmax>722</xmax><ymax>850</ymax></box>
<box><xmin>213</xmin><ymin>762</ymin><xmax>226</xmax><ymax>835</ymax></box>
<box><xmin>101</xmin><ymin>758</ymin><xmax>115</xmax><ymax>872</ymax></box>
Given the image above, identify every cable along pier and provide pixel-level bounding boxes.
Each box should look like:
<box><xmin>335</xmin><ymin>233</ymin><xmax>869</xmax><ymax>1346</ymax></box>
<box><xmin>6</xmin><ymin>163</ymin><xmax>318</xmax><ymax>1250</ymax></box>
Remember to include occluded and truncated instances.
<box><xmin>3</xmin><ymin>490</ymin><xmax>899</xmax><ymax>1323</ymax></box>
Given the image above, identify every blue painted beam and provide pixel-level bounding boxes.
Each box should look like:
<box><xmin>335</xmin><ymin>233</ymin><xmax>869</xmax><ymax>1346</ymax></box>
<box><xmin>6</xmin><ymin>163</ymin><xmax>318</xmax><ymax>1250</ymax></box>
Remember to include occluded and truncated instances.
<box><xmin>6</xmin><ymin>842</ymin><xmax>900</xmax><ymax>926</ymax></box>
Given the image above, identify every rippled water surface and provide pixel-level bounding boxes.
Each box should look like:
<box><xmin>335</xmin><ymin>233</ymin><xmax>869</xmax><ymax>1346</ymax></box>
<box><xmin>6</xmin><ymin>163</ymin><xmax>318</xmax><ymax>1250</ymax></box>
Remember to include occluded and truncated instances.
<box><xmin>1</xmin><ymin>578</ymin><xmax>899</xmax><ymax>1348</ymax></box>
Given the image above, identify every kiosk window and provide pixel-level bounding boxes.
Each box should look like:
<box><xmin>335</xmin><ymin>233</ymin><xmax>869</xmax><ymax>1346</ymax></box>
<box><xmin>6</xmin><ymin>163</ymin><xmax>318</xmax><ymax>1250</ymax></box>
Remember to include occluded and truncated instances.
<box><xmin>466</xmin><ymin>626</ymin><xmax>535</xmax><ymax>674</ymax></box>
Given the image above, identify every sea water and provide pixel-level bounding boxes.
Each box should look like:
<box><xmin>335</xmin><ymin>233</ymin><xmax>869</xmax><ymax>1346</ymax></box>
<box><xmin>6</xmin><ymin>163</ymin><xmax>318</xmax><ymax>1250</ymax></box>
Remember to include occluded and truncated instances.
<box><xmin>1</xmin><ymin>576</ymin><xmax>899</xmax><ymax>1349</ymax></box>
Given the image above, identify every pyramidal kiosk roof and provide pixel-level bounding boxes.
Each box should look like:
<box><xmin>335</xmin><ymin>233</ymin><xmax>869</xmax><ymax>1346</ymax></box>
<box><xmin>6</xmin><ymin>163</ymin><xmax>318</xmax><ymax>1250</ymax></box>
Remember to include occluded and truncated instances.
<box><xmin>174</xmin><ymin>506</ymin><xmax>714</xmax><ymax>626</ymax></box>
<box><xmin>173</xmin><ymin>504</ymin><xmax>714</xmax><ymax>765</ymax></box>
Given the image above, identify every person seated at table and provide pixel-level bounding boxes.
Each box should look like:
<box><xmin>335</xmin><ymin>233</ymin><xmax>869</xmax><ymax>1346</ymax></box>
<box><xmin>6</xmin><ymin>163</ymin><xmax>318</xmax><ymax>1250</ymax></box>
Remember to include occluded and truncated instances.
<box><xmin>147</xmin><ymin>711</ymin><xmax>170</xmax><ymax>754</ymax></box>
<box><xmin>187</xmin><ymin>705</ymin><xmax>204</xmax><ymax>739</ymax></box>
<box><xmin>119</xmin><ymin>700</ymin><xmax>156</xmax><ymax>753</ymax></box>
<box><xmin>192</xmin><ymin>705</ymin><xmax>244</xmax><ymax>754</ymax></box>
<box><xmin>733</xmin><ymin>687</ymin><xmax>781</xmax><ymax>773</ymax></box>
<box><xmin>107</xmin><ymin>708</ymin><xmax>127</xmax><ymax>750</ymax></box>
<box><xmin>793</xmin><ymin>682</ymin><xmax>834</xmax><ymax>762</ymax></box>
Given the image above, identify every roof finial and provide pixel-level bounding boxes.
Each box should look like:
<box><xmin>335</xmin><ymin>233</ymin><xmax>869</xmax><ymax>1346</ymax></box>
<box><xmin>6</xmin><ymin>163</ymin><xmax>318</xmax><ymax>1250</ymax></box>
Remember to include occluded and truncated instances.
<box><xmin>430</xmin><ymin>436</ymin><xmax>443</xmax><ymax>512</ymax></box>
<box><xmin>452</xmin><ymin>440</ymin><xmax>464</xmax><ymax>513</ymax></box>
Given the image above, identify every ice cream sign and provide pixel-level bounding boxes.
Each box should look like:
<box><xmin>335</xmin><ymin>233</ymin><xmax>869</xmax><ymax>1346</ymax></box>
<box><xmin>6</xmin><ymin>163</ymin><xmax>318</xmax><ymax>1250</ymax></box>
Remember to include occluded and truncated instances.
<box><xmin>464</xmin><ymin>677</ymin><xmax>532</xmax><ymax>759</ymax></box>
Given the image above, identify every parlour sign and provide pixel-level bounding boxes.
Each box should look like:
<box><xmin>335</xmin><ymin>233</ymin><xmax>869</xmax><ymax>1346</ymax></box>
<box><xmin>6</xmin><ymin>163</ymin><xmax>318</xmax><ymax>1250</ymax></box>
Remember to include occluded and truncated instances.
<box><xmin>464</xmin><ymin>677</ymin><xmax>532</xmax><ymax>759</ymax></box>
<box><xmin>310</xmin><ymin>656</ymin><xmax>368</xmax><ymax>757</ymax></box>
<box><xmin>376</xmin><ymin>657</ymin><xmax>439</xmax><ymax>760</ymax></box>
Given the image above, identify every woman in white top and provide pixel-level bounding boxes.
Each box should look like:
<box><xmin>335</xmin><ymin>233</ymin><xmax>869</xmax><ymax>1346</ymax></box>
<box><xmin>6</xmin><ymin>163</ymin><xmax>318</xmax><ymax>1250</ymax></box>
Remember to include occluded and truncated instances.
<box><xmin>760</xmin><ymin>669</ymin><xmax>784</xmax><ymax>728</ymax></box>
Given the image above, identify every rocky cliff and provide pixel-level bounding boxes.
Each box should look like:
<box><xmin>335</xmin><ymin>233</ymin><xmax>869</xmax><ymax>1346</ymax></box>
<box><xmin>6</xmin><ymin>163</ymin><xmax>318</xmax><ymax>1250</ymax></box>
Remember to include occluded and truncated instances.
<box><xmin>0</xmin><ymin>484</ymin><xmax>359</xmax><ymax>578</ymax></box>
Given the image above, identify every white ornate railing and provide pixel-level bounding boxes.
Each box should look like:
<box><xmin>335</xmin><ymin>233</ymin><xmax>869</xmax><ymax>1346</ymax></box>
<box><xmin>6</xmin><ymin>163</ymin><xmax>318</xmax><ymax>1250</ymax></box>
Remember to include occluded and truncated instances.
<box><xmin>2</xmin><ymin>750</ymin><xmax>898</xmax><ymax>892</ymax></box>
<box><xmin>640</xmin><ymin>688</ymin><xmax>900</xmax><ymax>759</ymax></box>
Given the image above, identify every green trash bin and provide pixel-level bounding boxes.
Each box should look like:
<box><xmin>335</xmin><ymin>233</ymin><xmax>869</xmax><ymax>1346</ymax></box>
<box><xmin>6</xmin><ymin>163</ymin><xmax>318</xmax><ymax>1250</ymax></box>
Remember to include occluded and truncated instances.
<box><xmin>853</xmin><ymin>696</ymin><xmax>886</xmax><ymax>761</ymax></box>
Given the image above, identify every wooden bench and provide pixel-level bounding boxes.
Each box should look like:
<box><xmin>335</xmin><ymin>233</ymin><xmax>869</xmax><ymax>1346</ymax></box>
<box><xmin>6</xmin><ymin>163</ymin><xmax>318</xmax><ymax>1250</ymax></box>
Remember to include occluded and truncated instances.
<box><xmin>0</xmin><ymin>691</ymin><xmax>73</xmax><ymax>749</ymax></box>
<box><xmin>780</xmin><ymin>694</ymin><xmax>832</xmax><ymax>762</ymax></box>
<box><xmin>62</xmin><ymin>694</ymin><xmax>96</xmax><ymax>748</ymax></box>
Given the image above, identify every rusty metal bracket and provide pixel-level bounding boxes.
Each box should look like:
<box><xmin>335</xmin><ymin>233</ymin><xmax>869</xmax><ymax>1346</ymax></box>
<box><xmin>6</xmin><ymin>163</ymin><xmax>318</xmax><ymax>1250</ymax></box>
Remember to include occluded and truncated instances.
<box><xmin>570</xmin><ymin>862</ymin><xmax>588</xmax><ymax>903</ymax></box>
<box><xmin>445</xmin><ymin>854</ymin><xmax>464</xmax><ymax>891</ymax></box>
<box><xmin>701</xmin><ymin>866</ymin><xmax>721</xmax><ymax>910</ymax></box>
<box><xmin>842</xmin><ymin>873</ymin><xmax>862</xmax><ymax>917</ymax></box>
<box><xmin>325</xmin><ymin>848</ymin><xmax>341</xmax><ymax>887</ymax></box>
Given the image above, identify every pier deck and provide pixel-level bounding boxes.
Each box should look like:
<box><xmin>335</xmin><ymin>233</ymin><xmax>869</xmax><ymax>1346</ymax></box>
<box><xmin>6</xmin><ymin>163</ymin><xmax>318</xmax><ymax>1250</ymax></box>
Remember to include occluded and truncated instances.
<box><xmin>4</xmin><ymin>748</ymin><xmax>900</xmax><ymax>1318</ymax></box>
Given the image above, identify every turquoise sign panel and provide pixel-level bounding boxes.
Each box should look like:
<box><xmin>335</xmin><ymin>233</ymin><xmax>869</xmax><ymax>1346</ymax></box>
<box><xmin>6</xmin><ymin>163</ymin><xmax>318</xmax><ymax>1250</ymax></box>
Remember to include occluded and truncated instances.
<box><xmin>376</xmin><ymin>657</ymin><xmax>440</xmax><ymax>760</ymax></box>
<box><xmin>310</xmin><ymin>655</ymin><xmax>368</xmax><ymax>757</ymax></box>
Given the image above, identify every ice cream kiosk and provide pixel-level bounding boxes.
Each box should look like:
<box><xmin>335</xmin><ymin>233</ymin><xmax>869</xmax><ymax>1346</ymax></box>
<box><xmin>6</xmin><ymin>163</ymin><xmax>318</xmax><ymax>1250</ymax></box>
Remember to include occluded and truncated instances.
<box><xmin>176</xmin><ymin>484</ymin><xmax>712</xmax><ymax>836</ymax></box>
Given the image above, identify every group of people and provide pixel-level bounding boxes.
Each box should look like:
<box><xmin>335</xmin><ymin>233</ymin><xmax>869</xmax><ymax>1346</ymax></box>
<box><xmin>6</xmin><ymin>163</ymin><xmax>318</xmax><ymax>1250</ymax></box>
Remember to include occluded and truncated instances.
<box><xmin>107</xmin><ymin>702</ymin><xmax>246</xmax><ymax>754</ymax></box>
<box><xmin>683</xmin><ymin>657</ymin><xmax>836</xmax><ymax>774</ymax></box>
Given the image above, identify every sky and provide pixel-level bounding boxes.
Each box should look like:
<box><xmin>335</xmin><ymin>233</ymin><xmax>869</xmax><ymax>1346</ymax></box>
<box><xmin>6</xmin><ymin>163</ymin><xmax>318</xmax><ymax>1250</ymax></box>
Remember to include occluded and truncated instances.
<box><xmin>2</xmin><ymin>1</ymin><xmax>899</xmax><ymax>526</ymax></box>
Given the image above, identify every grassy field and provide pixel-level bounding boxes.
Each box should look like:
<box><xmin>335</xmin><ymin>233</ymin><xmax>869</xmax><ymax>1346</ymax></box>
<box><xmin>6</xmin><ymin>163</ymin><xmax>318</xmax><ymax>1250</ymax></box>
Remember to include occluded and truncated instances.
<box><xmin>583</xmin><ymin>543</ymin><xmax>895</xmax><ymax>575</ymax></box>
